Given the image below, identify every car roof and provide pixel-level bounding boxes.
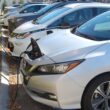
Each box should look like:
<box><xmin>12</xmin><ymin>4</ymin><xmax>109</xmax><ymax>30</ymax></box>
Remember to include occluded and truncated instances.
<box><xmin>65</xmin><ymin>2</ymin><xmax>110</xmax><ymax>8</ymax></box>
<box><xmin>22</xmin><ymin>2</ymin><xmax>48</xmax><ymax>6</ymax></box>
<box><xmin>27</xmin><ymin>3</ymin><xmax>48</xmax><ymax>5</ymax></box>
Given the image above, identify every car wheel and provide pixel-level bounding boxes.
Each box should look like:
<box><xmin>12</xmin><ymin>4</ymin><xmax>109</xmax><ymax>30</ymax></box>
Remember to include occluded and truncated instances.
<box><xmin>81</xmin><ymin>73</ymin><xmax>110</xmax><ymax>110</ymax></box>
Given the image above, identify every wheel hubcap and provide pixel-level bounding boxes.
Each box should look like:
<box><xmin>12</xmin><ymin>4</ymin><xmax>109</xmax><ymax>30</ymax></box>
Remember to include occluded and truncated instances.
<box><xmin>91</xmin><ymin>81</ymin><xmax>110</xmax><ymax>110</ymax></box>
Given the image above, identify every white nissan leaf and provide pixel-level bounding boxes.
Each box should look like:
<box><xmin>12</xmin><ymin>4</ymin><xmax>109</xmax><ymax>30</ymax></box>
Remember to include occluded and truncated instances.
<box><xmin>20</xmin><ymin>11</ymin><xmax>110</xmax><ymax>110</ymax></box>
<box><xmin>8</xmin><ymin>3</ymin><xmax>110</xmax><ymax>56</ymax></box>
<box><xmin>2</xmin><ymin>3</ymin><xmax>47</xmax><ymax>26</ymax></box>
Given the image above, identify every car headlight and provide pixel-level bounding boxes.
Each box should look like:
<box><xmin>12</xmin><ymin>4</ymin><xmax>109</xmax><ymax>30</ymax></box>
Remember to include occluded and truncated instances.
<box><xmin>16</xmin><ymin>32</ymin><xmax>30</xmax><ymax>39</ymax></box>
<box><xmin>37</xmin><ymin>59</ymin><xmax>85</xmax><ymax>74</ymax></box>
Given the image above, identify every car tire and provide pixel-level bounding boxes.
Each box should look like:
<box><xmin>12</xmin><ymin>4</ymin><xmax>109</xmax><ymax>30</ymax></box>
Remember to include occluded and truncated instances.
<box><xmin>81</xmin><ymin>73</ymin><xmax>110</xmax><ymax>110</ymax></box>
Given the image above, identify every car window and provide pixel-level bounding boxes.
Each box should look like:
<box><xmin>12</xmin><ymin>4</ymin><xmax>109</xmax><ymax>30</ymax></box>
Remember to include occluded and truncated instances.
<box><xmin>36</xmin><ymin>7</ymin><xmax>70</xmax><ymax>24</ymax></box>
<box><xmin>48</xmin><ymin>8</ymin><xmax>94</xmax><ymax>28</ymax></box>
<box><xmin>97</xmin><ymin>8</ymin><xmax>109</xmax><ymax>14</ymax></box>
<box><xmin>20</xmin><ymin>5</ymin><xmax>41</xmax><ymax>13</ymax></box>
<box><xmin>36</xmin><ymin>4</ymin><xmax>56</xmax><ymax>15</ymax></box>
<box><xmin>79</xmin><ymin>8</ymin><xmax>93</xmax><ymax>21</ymax></box>
<box><xmin>75</xmin><ymin>11</ymin><xmax>110</xmax><ymax>41</ymax></box>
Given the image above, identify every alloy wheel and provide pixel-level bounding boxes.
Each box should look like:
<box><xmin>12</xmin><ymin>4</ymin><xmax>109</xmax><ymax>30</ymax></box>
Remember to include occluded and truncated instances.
<box><xmin>91</xmin><ymin>81</ymin><xmax>110</xmax><ymax>110</ymax></box>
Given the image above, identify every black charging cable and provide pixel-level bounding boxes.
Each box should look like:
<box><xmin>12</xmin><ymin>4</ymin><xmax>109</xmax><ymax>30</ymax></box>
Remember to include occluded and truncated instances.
<box><xmin>10</xmin><ymin>51</ymin><xmax>26</xmax><ymax>110</ymax></box>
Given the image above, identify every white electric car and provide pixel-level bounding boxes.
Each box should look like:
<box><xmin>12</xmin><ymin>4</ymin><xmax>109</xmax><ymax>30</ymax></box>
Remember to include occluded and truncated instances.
<box><xmin>20</xmin><ymin>10</ymin><xmax>110</xmax><ymax>110</ymax></box>
<box><xmin>8</xmin><ymin>3</ymin><xmax>110</xmax><ymax>56</ymax></box>
<box><xmin>2</xmin><ymin>3</ymin><xmax>47</xmax><ymax>26</ymax></box>
<box><xmin>4</xmin><ymin>4</ymin><xmax>20</xmax><ymax>14</ymax></box>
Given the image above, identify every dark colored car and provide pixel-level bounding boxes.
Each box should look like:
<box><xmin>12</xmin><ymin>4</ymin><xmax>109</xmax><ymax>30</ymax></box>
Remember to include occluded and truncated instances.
<box><xmin>8</xmin><ymin>0</ymin><xmax>78</xmax><ymax>33</ymax></box>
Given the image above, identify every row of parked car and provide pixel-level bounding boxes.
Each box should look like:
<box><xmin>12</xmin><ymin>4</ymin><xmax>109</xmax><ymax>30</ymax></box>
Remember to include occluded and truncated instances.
<box><xmin>1</xmin><ymin>1</ymin><xmax>110</xmax><ymax>110</ymax></box>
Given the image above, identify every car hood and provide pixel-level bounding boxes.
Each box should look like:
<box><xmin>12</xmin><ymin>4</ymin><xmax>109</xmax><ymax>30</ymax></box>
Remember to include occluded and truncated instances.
<box><xmin>3</xmin><ymin>10</ymin><xmax>17</xmax><ymax>18</ymax></box>
<box><xmin>5</xmin><ymin>6</ymin><xmax>17</xmax><ymax>9</ymax></box>
<box><xmin>14</xmin><ymin>21</ymin><xmax>46</xmax><ymax>34</ymax></box>
<box><xmin>36</xmin><ymin>29</ymin><xmax>107</xmax><ymax>63</ymax></box>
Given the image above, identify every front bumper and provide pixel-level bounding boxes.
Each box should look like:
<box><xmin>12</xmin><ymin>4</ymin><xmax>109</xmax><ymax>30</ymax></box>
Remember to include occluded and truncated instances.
<box><xmin>19</xmin><ymin>59</ymin><xmax>83</xmax><ymax>109</ymax></box>
<box><xmin>20</xmin><ymin>72</ymin><xmax>60</xmax><ymax>108</ymax></box>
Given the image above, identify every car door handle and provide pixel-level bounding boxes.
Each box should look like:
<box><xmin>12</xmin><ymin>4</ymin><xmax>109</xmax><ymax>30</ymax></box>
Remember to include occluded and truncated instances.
<box><xmin>47</xmin><ymin>30</ymin><xmax>53</xmax><ymax>35</ymax></box>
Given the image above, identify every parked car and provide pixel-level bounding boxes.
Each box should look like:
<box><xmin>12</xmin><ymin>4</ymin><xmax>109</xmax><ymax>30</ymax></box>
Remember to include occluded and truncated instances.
<box><xmin>4</xmin><ymin>2</ymin><xmax>41</xmax><ymax>13</ymax></box>
<box><xmin>4</xmin><ymin>4</ymin><xmax>20</xmax><ymax>14</ymax></box>
<box><xmin>20</xmin><ymin>10</ymin><xmax>110</xmax><ymax>110</ymax></box>
<box><xmin>8</xmin><ymin>3</ymin><xmax>110</xmax><ymax>56</ymax></box>
<box><xmin>2</xmin><ymin>3</ymin><xmax>48</xmax><ymax>26</ymax></box>
<box><xmin>0</xmin><ymin>2</ymin><xmax>32</xmax><ymax>24</ymax></box>
<box><xmin>4</xmin><ymin>2</ymin><xmax>36</xmax><ymax>14</ymax></box>
<box><xmin>8</xmin><ymin>1</ymin><xmax>78</xmax><ymax>33</ymax></box>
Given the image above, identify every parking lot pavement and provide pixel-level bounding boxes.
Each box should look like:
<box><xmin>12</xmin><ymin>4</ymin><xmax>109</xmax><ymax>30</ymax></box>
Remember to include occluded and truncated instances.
<box><xmin>0</xmin><ymin>45</ymin><xmax>9</xmax><ymax>110</ymax></box>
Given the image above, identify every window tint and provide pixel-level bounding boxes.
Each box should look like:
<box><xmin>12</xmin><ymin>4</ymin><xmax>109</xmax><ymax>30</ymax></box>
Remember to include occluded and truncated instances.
<box><xmin>75</xmin><ymin>11</ymin><xmax>110</xmax><ymax>41</ymax></box>
<box><xmin>21</xmin><ymin>5</ymin><xmax>41</xmax><ymax>13</ymax></box>
<box><xmin>48</xmin><ymin>8</ymin><xmax>94</xmax><ymax>28</ymax></box>
<box><xmin>97</xmin><ymin>8</ymin><xmax>109</xmax><ymax>14</ymax></box>
<box><xmin>37</xmin><ymin>4</ymin><xmax>57</xmax><ymax>15</ymax></box>
<box><xmin>80</xmin><ymin>8</ymin><xmax>93</xmax><ymax>21</ymax></box>
<box><xmin>36</xmin><ymin>7</ymin><xmax>70</xmax><ymax>24</ymax></box>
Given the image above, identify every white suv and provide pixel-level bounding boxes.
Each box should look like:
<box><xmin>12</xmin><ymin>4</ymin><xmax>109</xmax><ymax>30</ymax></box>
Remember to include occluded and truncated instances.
<box><xmin>20</xmin><ymin>10</ymin><xmax>110</xmax><ymax>110</ymax></box>
<box><xmin>9</xmin><ymin>3</ymin><xmax>110</xmax><ymax>56</ymax></box>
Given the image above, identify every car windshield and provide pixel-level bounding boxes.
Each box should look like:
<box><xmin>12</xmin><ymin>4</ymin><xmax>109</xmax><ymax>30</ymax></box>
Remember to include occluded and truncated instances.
<box><xmin>37</xmin><ymin>3</ymin><xmax>58</xmax><ymax>15</ymax></box>
<box><xmin>35</xmin><ymin>7</ymin><xmax>70</xmax><ymax>24</ymax></box>
<box><xmin>17</xmin><ymin>3</ymin><xmax>30</xmax><ymax>11</ymax></box>
<box><xmin>75</xmin><ymin>11</ymin><xmax>110</xmax><ymax>41</ymax></box>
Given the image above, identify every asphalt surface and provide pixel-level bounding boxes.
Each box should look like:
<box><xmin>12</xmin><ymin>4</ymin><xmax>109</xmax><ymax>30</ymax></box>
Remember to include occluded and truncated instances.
<box><xmin>0</xmin><ymin>41</ymin><xmax>9</xmax><ymax>110</ymax></box>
